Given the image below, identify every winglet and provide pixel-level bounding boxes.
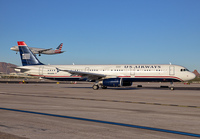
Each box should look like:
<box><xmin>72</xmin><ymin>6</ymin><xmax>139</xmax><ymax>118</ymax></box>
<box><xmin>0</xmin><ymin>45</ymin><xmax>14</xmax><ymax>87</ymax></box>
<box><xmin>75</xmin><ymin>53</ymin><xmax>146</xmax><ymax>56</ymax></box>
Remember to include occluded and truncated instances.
<box><xmin>18</xmin><ymin>41</ymin><xmax>27</xmax><ymax>46</ymax></box>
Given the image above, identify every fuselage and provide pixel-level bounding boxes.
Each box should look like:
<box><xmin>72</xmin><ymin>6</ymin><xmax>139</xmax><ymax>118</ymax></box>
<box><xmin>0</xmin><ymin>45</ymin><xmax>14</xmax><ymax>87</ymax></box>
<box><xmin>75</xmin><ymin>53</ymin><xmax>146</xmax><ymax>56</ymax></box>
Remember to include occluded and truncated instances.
<box><xmin>16</xmin><ymin>64</ymin><xmax>196</xmax><ymax>82</ymax></box>
<box><xmin>10</xmin><ymin>46</ymin><xmax>63</xmax><ymax>54</ymax></box>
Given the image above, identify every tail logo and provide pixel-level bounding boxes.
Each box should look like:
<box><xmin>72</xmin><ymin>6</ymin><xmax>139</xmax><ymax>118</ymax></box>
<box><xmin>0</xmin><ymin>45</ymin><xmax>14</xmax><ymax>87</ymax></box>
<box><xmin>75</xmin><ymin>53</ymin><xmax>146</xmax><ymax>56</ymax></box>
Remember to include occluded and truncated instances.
<box><xmin>22</xmin><ymin>54</ymin><xmax>30</xmax><ymax>59</ymax></box>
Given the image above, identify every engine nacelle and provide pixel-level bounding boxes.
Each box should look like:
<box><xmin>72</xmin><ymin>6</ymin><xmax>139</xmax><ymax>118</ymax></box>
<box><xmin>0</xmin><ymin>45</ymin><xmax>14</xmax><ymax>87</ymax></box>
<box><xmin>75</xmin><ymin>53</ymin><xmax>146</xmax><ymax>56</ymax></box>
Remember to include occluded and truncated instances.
<box><xmin>102</xmin><ymin>78</ymin><xmax>132</xmax><ymax>87</ymax></box>
<box><xmin>121</xmin><ymin>80</ymin><xmax>132</xmax><ymax>86</ymax></box>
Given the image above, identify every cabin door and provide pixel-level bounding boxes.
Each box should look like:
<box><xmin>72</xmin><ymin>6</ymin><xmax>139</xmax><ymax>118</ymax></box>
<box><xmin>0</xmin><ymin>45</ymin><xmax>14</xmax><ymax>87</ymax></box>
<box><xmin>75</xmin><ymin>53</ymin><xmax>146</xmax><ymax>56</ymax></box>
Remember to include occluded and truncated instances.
<box><xmin>39</xmin><ymin>66</ymin><xmax>43</xmax><ymax>75</ymax></box>
<box><xmin>85</xmin><ymin>67</ymin><xmax>90</xmax><ymax>72</ymax></box>
<box><xmin>169</xmin><ymin>66</ymin><xmax>175</xmax><ymax>75</ymax></box>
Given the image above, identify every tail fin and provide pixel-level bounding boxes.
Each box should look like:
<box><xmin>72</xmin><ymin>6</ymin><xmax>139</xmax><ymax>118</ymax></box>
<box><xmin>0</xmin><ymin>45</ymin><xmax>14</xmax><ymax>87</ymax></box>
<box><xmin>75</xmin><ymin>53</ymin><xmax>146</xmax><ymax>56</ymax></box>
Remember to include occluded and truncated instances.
<box><xmin>18</xmin><ymin>41</ymin><xmax>44</xmax><ymax>66</ymax></box>
<box><xmin>56</xmin><ymin>43</ymin><xmax>63</xmax><ymax>50</ymax></box>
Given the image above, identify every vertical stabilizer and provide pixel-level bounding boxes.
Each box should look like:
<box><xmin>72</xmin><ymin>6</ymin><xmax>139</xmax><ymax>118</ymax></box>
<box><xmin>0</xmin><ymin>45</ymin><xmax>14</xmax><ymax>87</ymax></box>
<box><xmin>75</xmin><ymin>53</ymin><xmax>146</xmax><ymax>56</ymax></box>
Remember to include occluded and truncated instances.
<box><xmin>56</xmin><ymin>43</ymin><xmax>63</xmax><ymax>50</ymax></box>
<box><xmin>18</xmin><ymin>41</ymin><xmax>44</xmax><ymax>66</ymax></box>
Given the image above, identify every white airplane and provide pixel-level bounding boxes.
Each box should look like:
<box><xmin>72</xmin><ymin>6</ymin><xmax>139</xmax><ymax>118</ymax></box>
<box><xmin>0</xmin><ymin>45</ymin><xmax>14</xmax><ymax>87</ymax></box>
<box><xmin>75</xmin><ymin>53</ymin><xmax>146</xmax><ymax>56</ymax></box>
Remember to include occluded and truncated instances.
<box><xmin>15</xmin><ymin>41</ymin><xmax>196</xmax><ymax>90</ymax></box>
<box><xmin>11</xmin><ymin>42</ymin><xmax>64</xmax><ymax>56</ymax></box>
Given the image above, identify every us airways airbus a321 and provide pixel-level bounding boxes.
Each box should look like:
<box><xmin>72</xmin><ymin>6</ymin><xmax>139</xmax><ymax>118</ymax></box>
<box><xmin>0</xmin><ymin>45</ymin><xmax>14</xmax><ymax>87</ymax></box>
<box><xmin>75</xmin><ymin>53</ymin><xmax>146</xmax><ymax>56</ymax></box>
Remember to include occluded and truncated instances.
<box><xmin>15</xmin><ymin>41</ymin><xmax>196</xmax><ymax>90</ymax></box>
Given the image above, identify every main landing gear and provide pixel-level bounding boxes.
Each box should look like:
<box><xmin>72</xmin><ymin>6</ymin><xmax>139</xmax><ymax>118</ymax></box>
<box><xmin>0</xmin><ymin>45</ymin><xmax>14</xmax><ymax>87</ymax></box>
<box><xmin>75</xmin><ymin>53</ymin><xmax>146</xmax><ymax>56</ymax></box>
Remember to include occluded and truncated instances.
<box><xmin>92</xmin><ymin>83</ymin><xmax>107</xmax><ymax>90</ymax></box>
<box><xmin>92</xmin><ymin>84</ymin><xmax>99</xmax><ymax>90</ymax></box>
<box><xmin>170</xmin><ymin>82</ymin><xmax>174</xmax><ymax>90</ymax></box>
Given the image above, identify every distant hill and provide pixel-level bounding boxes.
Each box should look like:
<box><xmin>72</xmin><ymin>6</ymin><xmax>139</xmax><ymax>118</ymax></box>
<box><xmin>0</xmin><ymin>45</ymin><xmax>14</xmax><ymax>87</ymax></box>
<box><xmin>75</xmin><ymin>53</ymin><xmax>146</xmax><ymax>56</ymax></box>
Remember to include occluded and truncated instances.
<box><xmin>193</xmin><ymin>70</ymin><xmax>200</xmax><ymax>78</ymax></box>
<box><xmin>0</xmin><ymin>62</ymin><xmax>17</xmax><ymax>74</ymax></box>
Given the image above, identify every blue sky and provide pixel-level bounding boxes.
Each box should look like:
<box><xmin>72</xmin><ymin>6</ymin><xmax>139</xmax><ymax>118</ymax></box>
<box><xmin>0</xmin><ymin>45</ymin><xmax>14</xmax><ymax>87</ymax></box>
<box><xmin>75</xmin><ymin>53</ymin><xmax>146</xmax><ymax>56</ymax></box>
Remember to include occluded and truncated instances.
<box><xmin>0</xmin><ymin>0</ymin><xmax>200</xmax><ymax>71</ymax></box>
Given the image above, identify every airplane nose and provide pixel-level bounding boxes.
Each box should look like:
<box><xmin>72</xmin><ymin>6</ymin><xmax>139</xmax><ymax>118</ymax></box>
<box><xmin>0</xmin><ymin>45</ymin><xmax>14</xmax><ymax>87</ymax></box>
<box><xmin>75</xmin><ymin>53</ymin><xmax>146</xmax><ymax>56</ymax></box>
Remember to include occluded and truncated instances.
<box><xmin>188</xmin><ymin>73</ymin><xmax>196</xmax><ymax>80</ymax></box>
<box><xmin>10</xmin><ymin>46</ymin><xmax>18</xmax><ymax>51</ymax></box>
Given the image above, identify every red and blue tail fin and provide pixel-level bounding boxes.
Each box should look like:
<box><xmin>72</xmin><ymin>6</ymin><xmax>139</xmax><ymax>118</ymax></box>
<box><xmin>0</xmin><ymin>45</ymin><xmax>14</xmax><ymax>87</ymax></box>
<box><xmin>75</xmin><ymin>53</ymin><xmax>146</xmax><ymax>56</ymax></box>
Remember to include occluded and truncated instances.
<box><xmin>18</xmin><ymin>41</ymin><xmax>44</xmax><ymax>66</ymax></box>
<box><xmin>56</xmin><ymin>43</ymin><xmax>63</xmax><ymax>50</ymax></box>
<box><xmin>55</xmin><ymin>43</ymin><xmax>64</xmax><ymax>53</ymax></box>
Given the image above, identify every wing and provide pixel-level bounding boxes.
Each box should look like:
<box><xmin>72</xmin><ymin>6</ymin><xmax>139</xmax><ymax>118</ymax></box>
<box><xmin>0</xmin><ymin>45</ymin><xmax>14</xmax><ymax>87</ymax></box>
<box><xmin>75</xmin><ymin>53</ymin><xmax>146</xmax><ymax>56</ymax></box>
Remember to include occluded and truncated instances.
<box><xmin>59</xmin><ymin>69</ymin><xmax>106</xmax><ymax>81</ymax></box>
<box><xmin>29</xmin><ymin>48</ymin><xmax>53</xmax><ymax>54</ymax></box>
<box><xmin>38</xmin><ymin>48</ymin><xmax>53</xmax><ymax>53</ymax></box>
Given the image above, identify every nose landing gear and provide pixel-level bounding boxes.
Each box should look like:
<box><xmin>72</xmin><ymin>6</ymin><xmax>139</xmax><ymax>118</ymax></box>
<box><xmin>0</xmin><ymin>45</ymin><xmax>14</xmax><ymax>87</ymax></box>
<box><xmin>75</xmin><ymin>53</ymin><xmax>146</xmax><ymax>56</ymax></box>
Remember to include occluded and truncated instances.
<box><xmin>170</xmin><ymin>82</ymin><xmax>174</xmax><ymax>90</ymax></box>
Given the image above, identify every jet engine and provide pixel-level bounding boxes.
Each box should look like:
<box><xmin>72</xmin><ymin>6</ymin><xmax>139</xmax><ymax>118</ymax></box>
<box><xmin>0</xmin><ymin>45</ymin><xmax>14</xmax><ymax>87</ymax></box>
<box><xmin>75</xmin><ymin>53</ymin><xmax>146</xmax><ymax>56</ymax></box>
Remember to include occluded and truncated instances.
<box><xmin>102</xmin><ymin>78</ymin><xmax>132</xmax><ymax>87</ymax></box>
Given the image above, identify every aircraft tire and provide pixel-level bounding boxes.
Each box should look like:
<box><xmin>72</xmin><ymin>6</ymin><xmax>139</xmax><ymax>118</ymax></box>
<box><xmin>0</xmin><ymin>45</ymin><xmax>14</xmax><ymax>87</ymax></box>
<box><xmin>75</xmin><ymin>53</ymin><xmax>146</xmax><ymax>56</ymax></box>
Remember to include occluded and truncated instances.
<box><xmin>93</xmin><ymin>85</ymin><xmax>99</xmax><ymax>90</ymax></box>
<box><xmin>170</xmin><ymin>87</ymin><xmax>174</xmax><ymax>90</ymax></box>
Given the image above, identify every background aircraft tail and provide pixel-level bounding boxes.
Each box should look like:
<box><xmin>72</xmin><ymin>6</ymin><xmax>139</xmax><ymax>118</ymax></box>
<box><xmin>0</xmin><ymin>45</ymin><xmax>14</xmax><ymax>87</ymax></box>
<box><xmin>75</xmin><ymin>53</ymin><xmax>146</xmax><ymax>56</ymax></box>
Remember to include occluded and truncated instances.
<box><xmin>56</xmin><ymin>43</ymin><xmax>63</xmax><ymax>50</ymax></box>
<box><xmin>18</xmin><ymin>41</ymin><xmax>44</xmax><ymax>66</ymax></box>
<box><xmin>55</xmin><ymin>43</ymin><xmax>64</xmax><ymax>53</ymax></box>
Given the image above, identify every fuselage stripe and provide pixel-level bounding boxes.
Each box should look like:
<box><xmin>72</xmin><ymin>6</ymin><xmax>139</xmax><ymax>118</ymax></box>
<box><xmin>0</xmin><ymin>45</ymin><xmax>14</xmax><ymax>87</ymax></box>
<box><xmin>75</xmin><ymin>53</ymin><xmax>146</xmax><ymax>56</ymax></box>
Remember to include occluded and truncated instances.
<box><xmin>30</xmin><ymin>74</ymin><xmax>183</xmax><ymax>81</ymax></box>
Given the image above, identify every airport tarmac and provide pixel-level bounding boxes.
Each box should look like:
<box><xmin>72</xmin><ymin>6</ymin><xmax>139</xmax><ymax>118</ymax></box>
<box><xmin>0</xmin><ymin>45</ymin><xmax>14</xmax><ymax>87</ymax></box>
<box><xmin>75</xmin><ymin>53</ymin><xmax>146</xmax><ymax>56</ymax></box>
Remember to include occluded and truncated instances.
<box><xmin>0</xmin><ymin>83</ymin><xmax>200</xmax><ymax>139</ymax></box>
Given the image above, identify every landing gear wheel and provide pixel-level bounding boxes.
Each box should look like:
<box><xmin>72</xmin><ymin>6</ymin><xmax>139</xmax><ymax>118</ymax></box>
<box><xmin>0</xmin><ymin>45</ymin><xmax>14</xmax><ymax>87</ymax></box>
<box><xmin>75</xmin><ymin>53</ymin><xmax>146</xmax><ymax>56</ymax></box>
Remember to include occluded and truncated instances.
<box><xmin>93</xmin><ymin>85</ymin><xmax>99</xmax><ymax>90</ymax></box>
<box><xmin>101</xmin><ymin>86</ymin><xmax>107</xmax><ymax>89</ymax></box>
<box><xmin>170</xmin><ymin>82</ymin><xmax>174</xmax><ymax>91</ymax></box>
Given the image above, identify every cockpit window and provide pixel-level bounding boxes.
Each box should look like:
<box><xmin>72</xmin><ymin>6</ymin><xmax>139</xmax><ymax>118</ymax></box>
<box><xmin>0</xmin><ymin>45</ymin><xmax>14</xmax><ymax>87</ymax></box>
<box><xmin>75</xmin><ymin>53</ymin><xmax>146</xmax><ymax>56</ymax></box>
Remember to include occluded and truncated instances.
<box><xmin>180</xmin><ymin>69</ymin><xmax>189</xmax><ymax>72</ymax></box>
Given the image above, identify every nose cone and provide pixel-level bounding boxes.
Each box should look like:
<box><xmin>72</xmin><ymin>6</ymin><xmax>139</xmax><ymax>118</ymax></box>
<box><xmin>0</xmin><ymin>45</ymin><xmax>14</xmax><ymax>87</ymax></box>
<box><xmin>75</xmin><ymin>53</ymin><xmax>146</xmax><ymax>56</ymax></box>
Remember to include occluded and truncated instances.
<box><xmin>187</xmin><ymin>72</ymin><xmax>196</xmax><ymax>81</ymax></box>
<box><xmin>190</xmin><ymin>72</ymin><xmax>196</xmax><ymax>80</ymax></box>
<box><xmin>10</xmin><ymin>47</ymin><xmax>14</xmax><ymax>50</ymax></box>
<box><xmin>10</xmin><ymin>46</ymin><xmax>19</xmax><ymax>51</ymax></box>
